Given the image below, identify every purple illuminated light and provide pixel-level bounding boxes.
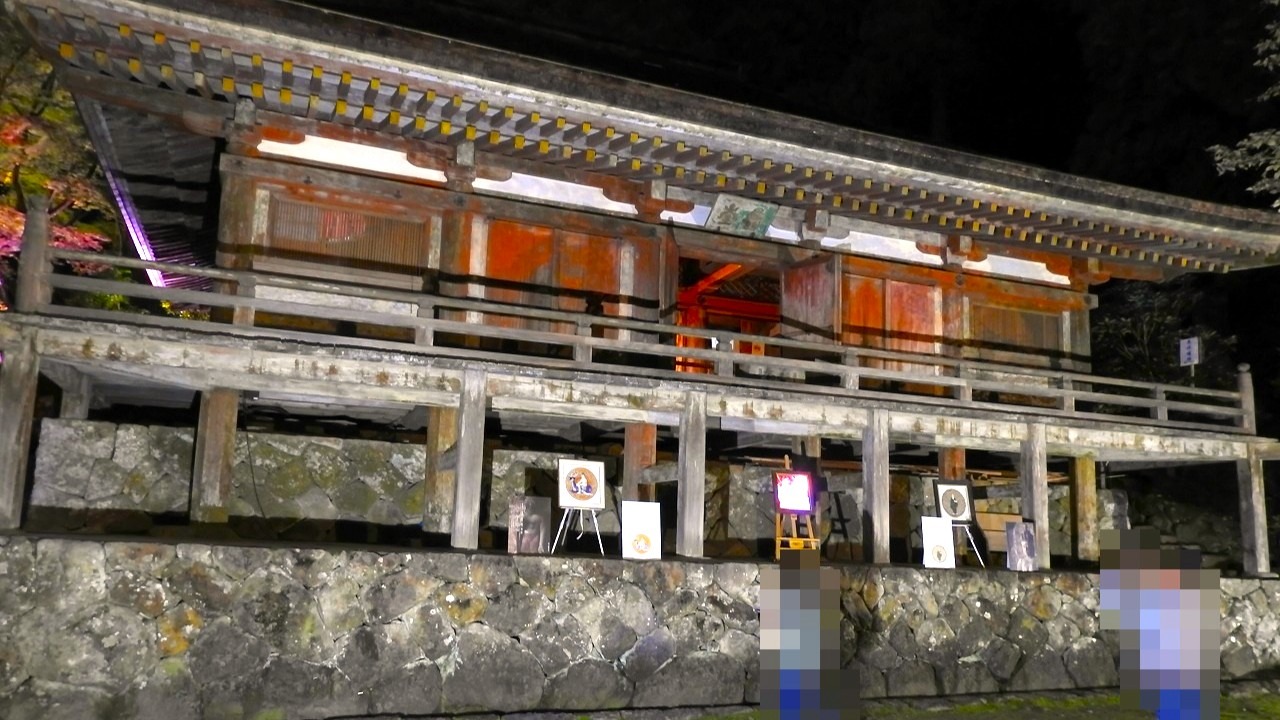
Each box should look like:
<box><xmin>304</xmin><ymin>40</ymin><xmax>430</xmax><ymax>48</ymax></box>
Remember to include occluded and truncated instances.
<box><xmin>102</xmin><ymin>164</ymin><xmax>165</xmax><ymax>287</ymax></box>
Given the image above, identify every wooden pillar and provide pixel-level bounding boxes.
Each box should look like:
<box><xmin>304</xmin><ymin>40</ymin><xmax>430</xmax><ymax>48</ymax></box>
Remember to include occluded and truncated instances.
<box><xmin>0</xmin><ymin>340</ymin><xmax>40</xmax><ymax>529</ymax></box>
<box><xmin>1237</xmin><ymin>445</ymin><xmax>1271</xmax><ymax>576</ymax></box>
<box><xmin>1020</xmin><ymin>422</ymin><xmax>1050</xmax><ymax>570</ymax></box>
<box><xmin>15</xmin><ymin>195</ymin><xmax>51</xmax><ymax>313</ymax></box>
<box><xmin>450</xmin><ymin>368</ymin><xmax>487</xmax><ymax>549</ymax></box>
<box><xmin>862</xmin><ymin>409</ymin><xmax>890</xmax><ymax>564</ymax></box>
<box><xmin>41</xmin><ymin>364</ymin><xmax>94</xmax><ymax>420</ymax></box>
<box><xmin>58</xmin><ymin>370</ymin><xmax>93</xmax><ymax>420</ymax></box>
<box><xmin>939</xmin><ymin>447</ymin><xmax>965</xmax><ymax>482</ymax></box>
<box><xmin>1238</xmin><ymin>364</ymin><xmax>1257</xmax><ymax>434</ymax></box>
<box><xmin>422</xmin><ymin>406</ymin><xmax>458</xmax><ymax>534</ymax></box>
<box><xmin>1071</xmin><ymin>454</ymin><xmax>1099</xmax><ymax>562</ymax></box>
<box><xmin>622</xmin><ymin>422</ymin><xmax>657</xmax><ymax>502</ymax></box>
<box><xmin>191</xmin><ymin>388</ymin><xmax>239</xmax><ymax>523</ymax></box>
<box><xmin>676</xmin><ymin>391</ymin><xmax>707</xmax><ymax>558</ymax></box>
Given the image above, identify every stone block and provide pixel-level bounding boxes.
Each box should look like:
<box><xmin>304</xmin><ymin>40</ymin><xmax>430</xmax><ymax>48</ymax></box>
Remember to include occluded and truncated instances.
<box><xmin>885</xmin><ymin>659</ymin><xmax>937</xmax><ymax>697</ymax></box>
<box><xmin>441</xmin><ymin>623</ymin><xmax>544</xmax><ymax>712</ymax></box>
<box><xmin>632</xmin><ymin>651</ymin><xmax>744</xmax><ymax>707</ymax></box>
<box><xmin>1063</xmin><ymin>636</ymin><xmax>1118</xmax><ymax>688</ymax></box>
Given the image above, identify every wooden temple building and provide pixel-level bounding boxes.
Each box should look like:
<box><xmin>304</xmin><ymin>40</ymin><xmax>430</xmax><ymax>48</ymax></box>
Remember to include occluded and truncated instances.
<box><xmin>2</xmin><ymin>0</ymin><xmax>1278</xmax><ymax>573</ymax></box>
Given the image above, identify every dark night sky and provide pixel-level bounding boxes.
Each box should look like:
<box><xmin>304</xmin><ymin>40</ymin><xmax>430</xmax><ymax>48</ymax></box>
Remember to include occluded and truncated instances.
<box><xmin>300</xmin><ymin>0</ymin><xmax>1276</xmax><ymax>207</ymax></box>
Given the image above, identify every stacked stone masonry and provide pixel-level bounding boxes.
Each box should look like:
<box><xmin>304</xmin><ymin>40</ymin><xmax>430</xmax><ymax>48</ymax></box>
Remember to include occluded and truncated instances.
<box><xmin>31</xmin><ymin>421</ymin><xmax>1130</xmax><ymax>555</ymax></box>
<box><xmin>3</xmin><ymin>536</ymin><xmax>1279</xmax><ymax>719</ymax></box>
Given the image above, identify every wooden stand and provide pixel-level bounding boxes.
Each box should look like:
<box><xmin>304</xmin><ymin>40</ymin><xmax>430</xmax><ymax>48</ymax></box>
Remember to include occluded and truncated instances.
<box><xmin>773</xmin><ymin>455</ymin><xmax>821</xmax><ymax>560</ymax></box>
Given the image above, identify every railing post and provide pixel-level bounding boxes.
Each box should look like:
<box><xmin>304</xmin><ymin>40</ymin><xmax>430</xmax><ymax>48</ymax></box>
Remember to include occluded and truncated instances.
<box><xmin>15</xmin><ymin>195</ymin><xmax>51</xmax><ymax>313</ymax></box>
<box><xmin>843</xmin><ymin>349</ymin><xmax>860</xmax><ymax>390</ymax></box>
<box><xmin>574</xmin><ymin>320</ymin><xmax>592</xmax><ymax>363</ymax></box>
<box><xmin>1238</xmin><ymin>364</ymin><xmax>1256</xmax><ymax>434</ymax></box>
<box><xmin>1151</xmin><ymin>387</ymin><xmax>1168</xmax><ymax>422</ymax></box>
<box><xmin>955</xmin><ymin>362</ymin><xmax>972</xmax><ymax>403</ymax></box>
<box><xmin>232</xmin><ymin>276</ymin><xmax>256</xmax><ymax>326</ymax></box>
<box><xmin>1060</xmin><ymin>377</ymin><xmax>1076</xmax><ymax>413</ymax></box>
<box><xmin>415</xmin><ymin>300</ymin><xmax>436</xmax><ymax>347</ymax></box>
<box><xmin>715</xmin><ymin>334</ymin><xmax>734</xmax><ymax>377</ymax></box>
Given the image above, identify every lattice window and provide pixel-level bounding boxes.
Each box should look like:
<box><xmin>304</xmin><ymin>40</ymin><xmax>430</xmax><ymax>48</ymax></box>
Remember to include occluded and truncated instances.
<box><xmin>266</xmin><ymin>197</ymin><xmax>431</xmax><ymax>272</ymax></box>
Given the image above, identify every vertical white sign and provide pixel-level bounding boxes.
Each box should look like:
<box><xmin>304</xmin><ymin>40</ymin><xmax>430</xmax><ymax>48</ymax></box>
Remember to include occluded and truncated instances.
<box><xmin>922</xmin><ymin>516</ymin><xmax>956</xmax><ymax>569</ymax></box>
<box><xmin>1179</xmin><ymin>337</ymin><xmax>1201</xmax><ymax>367</ymax></box>
<box><xmin>621</xmin><ymin>500</ymin><xmax>662</xmax><ymax>560</ymax></box>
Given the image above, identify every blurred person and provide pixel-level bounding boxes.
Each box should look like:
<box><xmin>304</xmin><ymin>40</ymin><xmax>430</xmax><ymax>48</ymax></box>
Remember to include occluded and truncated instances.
<box><xmin>1101</xmin><ymin>528</ymin><xmax>1220</xmax><ymax>720</ymax></box>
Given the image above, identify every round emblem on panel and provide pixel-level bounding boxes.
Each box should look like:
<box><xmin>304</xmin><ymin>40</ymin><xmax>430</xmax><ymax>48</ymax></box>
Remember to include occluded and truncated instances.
<box><xmin>933</xmin><ymin>545</ymin><xmax>948</xmax><ymax>564</ymax></box>
<box><xmin>632</xmin><ymin>533</ymin><xmax>652</xmax><ymax>555</ymax></box>
<box><xmin>565</xmin><ymin>466</ymin><xmax>599</xmax><ymax>503</ymax></box>
<box><xmin>942</xmin><ymin>488</ymin><xmax>967</xmax><ymax>519</ymax></box>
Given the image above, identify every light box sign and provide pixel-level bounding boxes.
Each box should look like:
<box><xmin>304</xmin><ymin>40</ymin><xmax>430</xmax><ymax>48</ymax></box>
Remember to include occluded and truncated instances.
<box><xmin>773</xmin><ymin>471</ymin><xmax>815</xmax><ymax>514</ymax></box>
<box><xmin>557</xmin><ymin>459</ymin><xmax>606</xmax><ymax>510</ymax></box>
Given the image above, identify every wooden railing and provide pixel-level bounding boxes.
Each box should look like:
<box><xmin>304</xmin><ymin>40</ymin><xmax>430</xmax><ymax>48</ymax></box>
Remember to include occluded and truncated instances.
<box><xmin>15</xmin><ymin>248</ymin><xmax>1256</xmax><ymax>435</ymax></box>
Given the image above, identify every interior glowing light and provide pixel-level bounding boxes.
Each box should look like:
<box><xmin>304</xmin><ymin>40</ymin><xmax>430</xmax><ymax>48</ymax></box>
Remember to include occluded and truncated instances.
<box><xmin>474</xmin><ymin>173</ymin><xmax>637</xmax><ymax>215</ymax></box>
<box><xmin>256</xmin><ymin>135</ymin><xmax>447</xmax><ymax>183</ymax></box>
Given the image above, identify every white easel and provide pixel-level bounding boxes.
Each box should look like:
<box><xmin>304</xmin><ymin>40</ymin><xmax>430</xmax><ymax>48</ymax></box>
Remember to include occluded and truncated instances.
<box><xmin>954</xmin><ymin>521</ymin><xmax>986</xmax><ymax>568</ymax></box>
<box><xmin>551</xmin><ymin>508</ymin><xmax>604</xmax><ymax>556</ymax></box>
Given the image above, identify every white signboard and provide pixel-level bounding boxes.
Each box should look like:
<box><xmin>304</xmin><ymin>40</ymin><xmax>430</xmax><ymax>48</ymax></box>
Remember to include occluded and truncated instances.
<box><xmin>557</xmin><ymin>459</ymin><xmax>606</xmax><ymax>510</ymax></box>
<box><xmin>1179</xmin><ymin>337</ymin><xmax>1201</xmax><ymax>367</ymax></box>
<box><xmin>922</xmin><ymin>516</ymin><xmax>956</xmax><ymax>569</ymax></box>
<box><xmin>621</xmin><ymin>500</ymin><xmax>662</xmax><ymax>560</ymax></box>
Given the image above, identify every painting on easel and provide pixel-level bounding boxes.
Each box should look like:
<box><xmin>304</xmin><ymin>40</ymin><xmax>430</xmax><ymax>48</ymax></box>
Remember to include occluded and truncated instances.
<box><xmin>557</xmin><ymin>459</ymin><xmax>606</xmax><ymax>510</ymax></box>
<box><xmin>773</xmin><ymin>467</ymin><xmax>821</xmax><ymax>559</ymax></box>
<box><xmin>774</xmin><ymin>471</ymin><xmax>815</xmax><ymax>514</ymax></box>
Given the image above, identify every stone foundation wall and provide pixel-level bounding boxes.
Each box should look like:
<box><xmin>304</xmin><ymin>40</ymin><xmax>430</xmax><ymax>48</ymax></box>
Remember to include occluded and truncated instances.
<box><xmin>32</xmin><ymin>420</ymin><xmax>429</xmax><ymax>526</ymax></box>
<box><xmin>5</xmin><ymin>536</ymin><xmax>1278</xmax><ymax>718</ymax></box>
<box><xmin>1128</xmin><ymin>491</ymin><xmax>1242</xmax><ymax>564</ymax></box>
<box><xmin>32</xmin><ymin>421</ymin><xmax>632</xmax><ymax>531</ymax></box>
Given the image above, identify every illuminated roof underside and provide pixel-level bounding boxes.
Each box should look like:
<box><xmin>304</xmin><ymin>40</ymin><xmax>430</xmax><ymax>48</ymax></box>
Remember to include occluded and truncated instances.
<box><xmin>9</xmin><ymin>0</ymin><xmax>1280</xmax><ymax>277</ymax></box>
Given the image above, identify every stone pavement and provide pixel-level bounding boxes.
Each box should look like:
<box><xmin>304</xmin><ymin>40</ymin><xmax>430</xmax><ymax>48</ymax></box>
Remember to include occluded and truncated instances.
<box><xmin>365</xmin><ymin>681</ymin><xmax>1280</xmax><ymax>719</ymax></box>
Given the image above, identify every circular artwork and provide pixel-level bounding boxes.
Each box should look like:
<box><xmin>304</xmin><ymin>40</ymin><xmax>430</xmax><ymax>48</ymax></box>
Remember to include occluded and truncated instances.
<box><xmin>564</xmin><ymin>466</ymin><xmax>599</xmax><ymax>503</ymax></box>
<box><xmin>941</xmin><ymin>488</ymin><xmax>967</xmax><ymax>519</ymax></box>
<box><xmin>632</xmin><ymin>533</ymin><xmax>652</xmax><ymax>555</ymax></box>
<box><xmin>932</xmin><ymin>545</ymin><xmax>948</xmax><ymax>564</ymax></box>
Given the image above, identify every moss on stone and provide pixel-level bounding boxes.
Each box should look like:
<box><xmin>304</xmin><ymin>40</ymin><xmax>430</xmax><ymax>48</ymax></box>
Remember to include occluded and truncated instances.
<box><xmin>346</xmin><ymin>443</ymin><xmax>388</xmax><ymax>482</ymax></box>
<box><xmin>303</xmin><ymin>443</ymin><xmax>348</xmax><ymax>491</ymax></box>
<box><xmin>396</xmin><ymin>481</ymin><xmax>425</xmax><ymax>518</ymax></box>
<box><xmin>157</xmin><ymin>656</ymin><xmax>188</xmax><ymax>678</ymax></box>
<box><xmin>332</xmin><ymin>481</ymin><xmax>378</xmax><ymax>516</ymax></box>
<box><xmin>263</xmin><ymin>456</ymin><xmax>311</xmax><ymax>500</ymax></box>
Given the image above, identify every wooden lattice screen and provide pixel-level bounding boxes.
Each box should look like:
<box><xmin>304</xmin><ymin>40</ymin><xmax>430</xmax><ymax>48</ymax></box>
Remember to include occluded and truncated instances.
<box><xmin>266</xmin><ymin>197</ymin><xmax>432</xmax><ymax>273</ymax></box>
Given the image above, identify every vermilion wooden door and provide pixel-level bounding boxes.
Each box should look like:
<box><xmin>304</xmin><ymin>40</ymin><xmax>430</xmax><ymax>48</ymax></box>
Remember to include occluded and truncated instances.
<box><xmin>779</xmin><ymin>255</ymin><xmax>841</xmax><ymax>343</ymax></box>
<box><xmin>485</xmin><ymin>219</ymin><xmax>555</xmax><ymax>330</ymax></box>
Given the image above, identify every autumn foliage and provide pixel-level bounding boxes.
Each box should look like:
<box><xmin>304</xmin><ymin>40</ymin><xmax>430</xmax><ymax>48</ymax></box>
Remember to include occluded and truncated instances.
<box><xmin>0</xmin><ymin>12</ymin><xmax>113</xmax><ymax>309</ymax></box>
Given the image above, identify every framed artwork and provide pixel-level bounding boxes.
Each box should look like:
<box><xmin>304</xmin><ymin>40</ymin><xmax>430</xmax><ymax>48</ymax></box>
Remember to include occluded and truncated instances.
<box><xmin>620</xmin><ymin>500</ymin><xmax>662</xmax><ymax>560</ymax></box>
<box><xmin>704</xmin><ymin>194</ymin><xmax>779</xmax><ymax>239</ymax></box>
<box><xmin>507</xmin><ymin>495</ymin><xmax>552</xmax><ymax>555</ymax></box>
<box><xmin>557</xmin><ymin>459</ymin><xmax>606</xmax><ymax>510</ymax></box>
<box><xmin>935</xmin><ymin>482</ymin><xmax>973</xmax><ymax>523</ymax></box>
<box><xmin>1006</xmin><ymin>521</ymin><xmax>1037</xmax><ymax>572</ymax></box>
<box><xmin>922</xmin><ymin>515</ymin><xmax>956</xmax><ymax>569</ymax></box>
<box><xmin>773</xmin><ymin>471</ymin><xmax>815</xmax><ymax>514</ymax></box>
